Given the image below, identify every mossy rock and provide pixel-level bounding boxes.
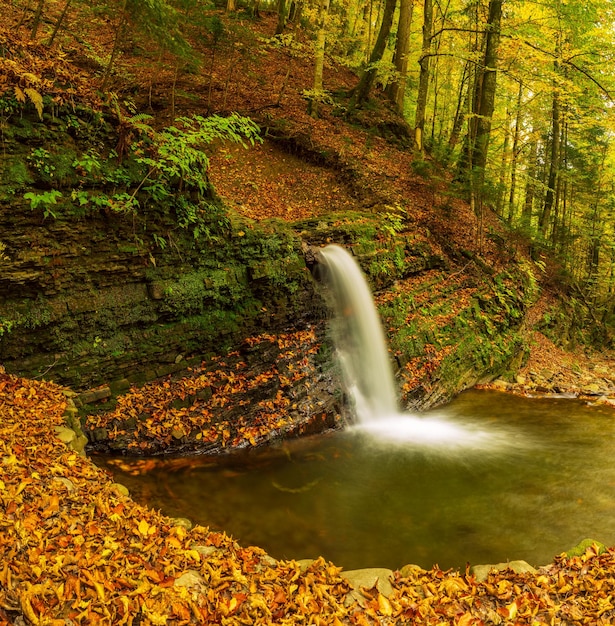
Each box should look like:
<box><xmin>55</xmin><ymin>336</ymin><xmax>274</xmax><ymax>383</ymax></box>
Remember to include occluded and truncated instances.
<box><xmin>565</xmin><ymin>538</ymin><xmax>607</xmax><ymax>558</ymax></box>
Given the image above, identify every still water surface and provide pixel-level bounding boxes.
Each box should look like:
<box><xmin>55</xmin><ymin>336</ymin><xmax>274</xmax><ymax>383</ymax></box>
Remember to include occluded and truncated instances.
<box><xmin>97</xmin><ymin>390</ymin><xmax>615</xmax><ymax>570</ymax></box>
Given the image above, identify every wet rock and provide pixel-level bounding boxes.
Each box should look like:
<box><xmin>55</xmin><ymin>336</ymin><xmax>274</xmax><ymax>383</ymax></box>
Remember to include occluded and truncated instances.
<box><xmin>54</xmin><ymin>426</ymin><xmax>76</xmax><ymax>444</ymax></box>
<box><xmin>174</xmin><ymin>570</ymin><xmax>206</xmax><ymax>594</ymax></box>
<box><xmin>78</xmin><ymin>386</ymin><xmax>112</xmax><ymax>404</ymax></box>
<box><xmin>172</xmin><ymin>517</ymin><xmax>193</xmax><ymax>530</ymax></box>
<box><xmin>341</xmin><ymin>567</ymin><xmax>394</xmax><ymax>607</ymax></box>
<box><xmin>112</xmin><ymin>483</ymin><xmax>130</xmax><ymax>497</ymax></box>
<box><xmin>398</xmin><ymin>563</ymin><xmax>424</xmax><ymax>578</ymax></box>
<box><xmin>471</xmin><ymin>560</ymin><xmax>536</xmax><ymax>582</ymax></box>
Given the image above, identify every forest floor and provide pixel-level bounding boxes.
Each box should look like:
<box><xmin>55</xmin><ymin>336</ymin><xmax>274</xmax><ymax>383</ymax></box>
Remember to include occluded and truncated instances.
<box><xmin>3</xmin><ymin>2</ymin><xmax>615</xmax><ymax>624</ymax></box>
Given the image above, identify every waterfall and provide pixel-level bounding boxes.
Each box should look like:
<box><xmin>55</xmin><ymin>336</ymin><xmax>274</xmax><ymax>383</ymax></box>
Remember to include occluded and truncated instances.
<box><xmin>318</xmin><ymin>244</ymin><xmax>521</xmax><ymax>450</ymax></box>
<box><xmin>318</xmin><ymin>244</ymin><xmax>398</xmax><ymax>423</ymax></box>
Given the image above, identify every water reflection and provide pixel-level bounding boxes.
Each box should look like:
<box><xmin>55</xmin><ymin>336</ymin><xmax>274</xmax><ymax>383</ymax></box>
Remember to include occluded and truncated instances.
<box><xmin>96</xmin><ymin>390</ymin><xmax>615</xmax><ymax>570</ymax></box>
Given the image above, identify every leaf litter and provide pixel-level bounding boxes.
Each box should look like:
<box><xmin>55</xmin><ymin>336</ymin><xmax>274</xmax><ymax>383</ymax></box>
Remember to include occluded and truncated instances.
<box><xmin>3</xmin><ymin>371</ymin><xmax>615</xmax><ymax>624</ymax></box>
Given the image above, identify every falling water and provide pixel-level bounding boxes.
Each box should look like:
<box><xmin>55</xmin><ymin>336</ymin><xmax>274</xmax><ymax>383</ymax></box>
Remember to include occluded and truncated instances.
<box><xmin>318</xmin><ymin>244</ymin><xmax>398</xmax><ymax>422</ymax></box>
<box><xmin>318</xmin><ymin>244</ymin><xmax>520</xmax><ymax>451</ymax></box>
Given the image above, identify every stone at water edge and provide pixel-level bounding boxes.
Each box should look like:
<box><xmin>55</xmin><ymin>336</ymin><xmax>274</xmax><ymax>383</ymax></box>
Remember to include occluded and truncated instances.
<box><xmin>564</xmin><ymin>538</ymin><xmax>607</xmax><ymax>558</ymax></box>
<box><xmin>340</xmin><ymin>568</ymin><xmax>395</xmax><ymax>607</ymax></box>
<box><xmin>470</xmin><ymin>560</ymin><xmax>537</xmax><ymax>583</ymax></box>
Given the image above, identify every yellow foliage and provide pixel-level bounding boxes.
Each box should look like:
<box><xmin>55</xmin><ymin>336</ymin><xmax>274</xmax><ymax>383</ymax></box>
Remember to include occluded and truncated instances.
<box><xmin>24</xmin><ymin>87</ymin><xmax>43</xmax><ymax>119</ymax></box>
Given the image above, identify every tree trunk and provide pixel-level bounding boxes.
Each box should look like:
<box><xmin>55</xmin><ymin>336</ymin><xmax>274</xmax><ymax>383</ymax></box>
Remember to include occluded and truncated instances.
<box><xmin>101</xmin><ymin>0</ymin><xmax>128</xmax><ymax>92</ymax></box>
<box><xmin>495</xmin><ymin>108</ymin><xmax>511</xmax><ymax>216</ymax></box>
<box><xmin>46</xmin><ymin>0</ymin><xmax>72</xmax><ymax>46</ymax></box>
<box><xmin>275</xmin><ymin>0</ymin><xmax>287</xmax><ymax>35</ymax></box>
<box><xmin>29</xmin><ymin>0</ymin><xmax>45</xmax><ymax>38</ymax></box>
<box><xmin>349</xmin><ymin>0</ymin><xmax>397</xmax><ymax>109</ymax></box>
<box><xmin>522</xmin><ymin>135</ymin><xmax>538</xmax><ymax>229</ymax></box>
<box><xmin>446</xmin><ymin>62</ymin><xmax>470</xmax><ymax>162</ymax></box>
<box><xmin>507</xmin><ymin>81</ymin><xmax>523</xmax><ymax>223</ymax></box>
<box><xmin>413</xmin><ymin>0</ymin><xmax>433</xmax><ymax>151</ymax></box>
<box><xmin>307</xmin><ymin>0</ymin><xmax>329</xmax><ymax>118</ymax></box>
<box><xmin>539</xmin><ymin>78</ymin><xmax>560</xmax><ymax>237</ymax></box>
<box><xmin>386</xmin><ymin>0</ymin><xmax>413</xmax><ymax>114</ymax></box>
<box><xmin>471</xmin><ymin>0</ymin><xmax>502</xmax><ymax>173</ymax></box>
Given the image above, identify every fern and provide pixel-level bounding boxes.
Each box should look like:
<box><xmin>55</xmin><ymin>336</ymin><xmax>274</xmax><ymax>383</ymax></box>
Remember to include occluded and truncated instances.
<box><xmin>13</xmin><ymin>85</ymin><xmax>44</xmax><ymax>119</ymax></box>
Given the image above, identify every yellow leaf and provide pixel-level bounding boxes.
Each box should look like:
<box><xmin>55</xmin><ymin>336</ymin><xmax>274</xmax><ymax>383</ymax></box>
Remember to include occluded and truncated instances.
<box><xmin>93</xmin><ymin>580</ymin><xmax>106</xmax><ymax>602</ymax></box>
<box><xmin>377</xmin><ymin>593</ymin><xmax>393</xmax><ymax>616</ymax></box>
<box><xmin>24</xmin><ymin>87</ymin><xmax>43</xmax><ymax>120</ymax></box>
<box><xmin>15</xmin><ymin>480</ymin><xmax>30</xmax><ymax>496</ymax></box>
<box><xmin>457</xmin><ymin>613</ymin><xmax>475</xmax><ymax>626</ymax></box>
<box><xmin>138</xmin><ymin>519</ymin><xmax>151</xmax><ymax>536</ymax></box>
<box><xmin>184</xmin><ymin>549</ymin><xmax>201</xmax><ymax>562</ymax></box>
<box><xmin>14</xmin><ymin>86</ymin><xmax>25</xmax><ymax>103</ymax></box>
<box><xmin>23</xmin><ymin>72</ymin><xmax>40</xmax><ymax>84</ymax></box>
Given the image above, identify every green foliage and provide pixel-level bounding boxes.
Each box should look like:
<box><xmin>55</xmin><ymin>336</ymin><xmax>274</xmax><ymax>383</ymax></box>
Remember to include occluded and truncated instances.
<box><xmin>73</xmin><ymin>151</ymin><xmax>103</xmax><ymax>178</ymax></box>
<box><xmin>0</xmin><ymin>318</ymin><xmax>15</xmax><ymax>338</ymax></box>
<box><xmin>24</xmin><ymin>190</ymin><xmax>63</xmax><ymax>218</ymax></box>
<box><xmin>17</xmin><ymin>111</ymin><xmax>260</xmax><ymax>246</ymax></box>
<box><xmin>3</xmin><ymin>159</ymin><xmax>33</xmax><ymax>195</ymax></box>
<box><xmin>27</xmin><ymin>148</ymin><xmax>56</xmax><ymax>182</ymax></box>
<box><xmin>410</xmin><ymin>159</ymin><xmax>433</xmax><ymax>178</ymax></box>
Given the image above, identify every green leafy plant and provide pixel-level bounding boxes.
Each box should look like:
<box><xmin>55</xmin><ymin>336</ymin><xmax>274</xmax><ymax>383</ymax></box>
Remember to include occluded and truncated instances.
<box><xmin>27</xmin><ymin>148</ymin><xmax>56</xmax><ymax>181</ymax></box>
<box><xmin>73</xmin><ymin>150</ymin><xmax>102</xmax><ymax>178</ymax></box>
<box><xmin>0</xmin><ymin>318</ymin><xmax>15</xmax><ymax>337</ymax></box>
<box><xmin>24</xmin><ymin>190</ymin><xmax>63</xmax><ymax>218</ymax></box>
<box><xmin>123</xmin><ymin>113</ymin><xmax>261</xmax><ymax>238</ymax></box>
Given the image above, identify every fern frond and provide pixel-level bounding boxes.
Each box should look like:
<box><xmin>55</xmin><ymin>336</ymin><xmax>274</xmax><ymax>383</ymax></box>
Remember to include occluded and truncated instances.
<box><xmin>129</xmin><ymin>113</ymin><xmax>154</xmax><ymax>124</ymax></box>
<box><xmin>14</xmin><ymin>86</ymin><xmax>26</xmax><ymax>103</ymax></box>
<box><xmin>22</xmin><ymin>72</ymin><xmax>40</xmax><ymax>85</ymax></box>
<box><xmin>24</xmin><ymin>87</ymin><xmax>43</xmax><ymax>120</ymax></box>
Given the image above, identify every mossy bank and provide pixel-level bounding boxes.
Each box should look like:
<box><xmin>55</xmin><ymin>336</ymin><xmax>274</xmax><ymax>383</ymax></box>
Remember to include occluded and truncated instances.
<box><xmin>1</xmin><ymin>102</ymin><xmax>540</xmax><ymax>426</ymax></box>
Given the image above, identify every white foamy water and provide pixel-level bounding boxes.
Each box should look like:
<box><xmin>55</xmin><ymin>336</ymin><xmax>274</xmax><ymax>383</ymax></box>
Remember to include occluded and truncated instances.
<box><xmin>351</xmin><ymin>413</ymin><xmax>519</xmax><ymax>453</ymax></box>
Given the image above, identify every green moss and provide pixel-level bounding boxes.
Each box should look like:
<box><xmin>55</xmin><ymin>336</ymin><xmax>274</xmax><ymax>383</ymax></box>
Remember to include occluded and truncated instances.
<box><xmin>1</xmin><ymin>158</ymin><xmax>34</xmax><ymax>196</ymax></box>
<box><xmin>565</xmin><ymin>538</ymin><xmax>607</xmax><ymax>558</ymax></box>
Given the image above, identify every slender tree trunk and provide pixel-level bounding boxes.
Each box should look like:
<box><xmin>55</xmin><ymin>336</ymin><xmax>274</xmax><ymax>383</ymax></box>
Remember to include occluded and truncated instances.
<box><xmin>275</xmin><ymin>0</ymin><xmax>287</xmax><ymax>35</ymax></box>
<box><xmin>101</xmin><ymin>0</ymin><xmax>128</xmax><ymax>92</ymax></box>
<box><xmin>446</xmin><ymin>62</ymin><xmax>469</xmax><ymax>162</ymax></box>
<box><xmin>16</xmin><ymin>0</ymin><xmax>33</xmax><ymax>30</ymax></box>
<box><xmin>495</xmin><ymin>108</ymin><xmax>511</xmax><ymax>216</ymax></box>
<box><xmin>471</xmin><ymin>0</ymin><xmax>502</xmax><ymax>173</ymax></box>
<box><xmin>349</xmin><ymin>0</ymin><xmax>397</xmax><ymax>109</ymax></box>
<box><xmin>46</xmin><ymin>0</ymin><xmax>72</xmax><ymax>46</ymax></box>
<box><xmin>386</xmin><ymin>0</ymin><xmax>413</xmax><ymax>114</ymax></box>
<box><xmin>522</xmin><ymin>134</ymin><xmax>538</xmax><ymax>228</ymax></box>
<box><xmin>366</xmin><ymin>0</ymin><xmax>374</xmax><ymax>61</ymax></box>
<box><xmin>539</xmin><ymin>75</ymin><xmax>561</xmax><ymax>237</ymax></box>
<box><xmin>414</xmin><ymin>0</ymin><xmax>433</xmax><ymax>152</ymax></box>
<box><xmin>227</xmin><ymin>0</ymin><xmax>236</xmax><ymax>11</ymax></box>
<box><xmin>29</xmin><ymin>0</ymin><xmax>45</xmax><ymax>38</ymax></box>
<box><xmin>308</xmin><ymin>0</ymin><xmax>329</xmax><ymax>118</ymax></box>
<box><xmin>507</xmin><ymin>81</ymin><xmax>523</xmax><ymax>222</ymax></box>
